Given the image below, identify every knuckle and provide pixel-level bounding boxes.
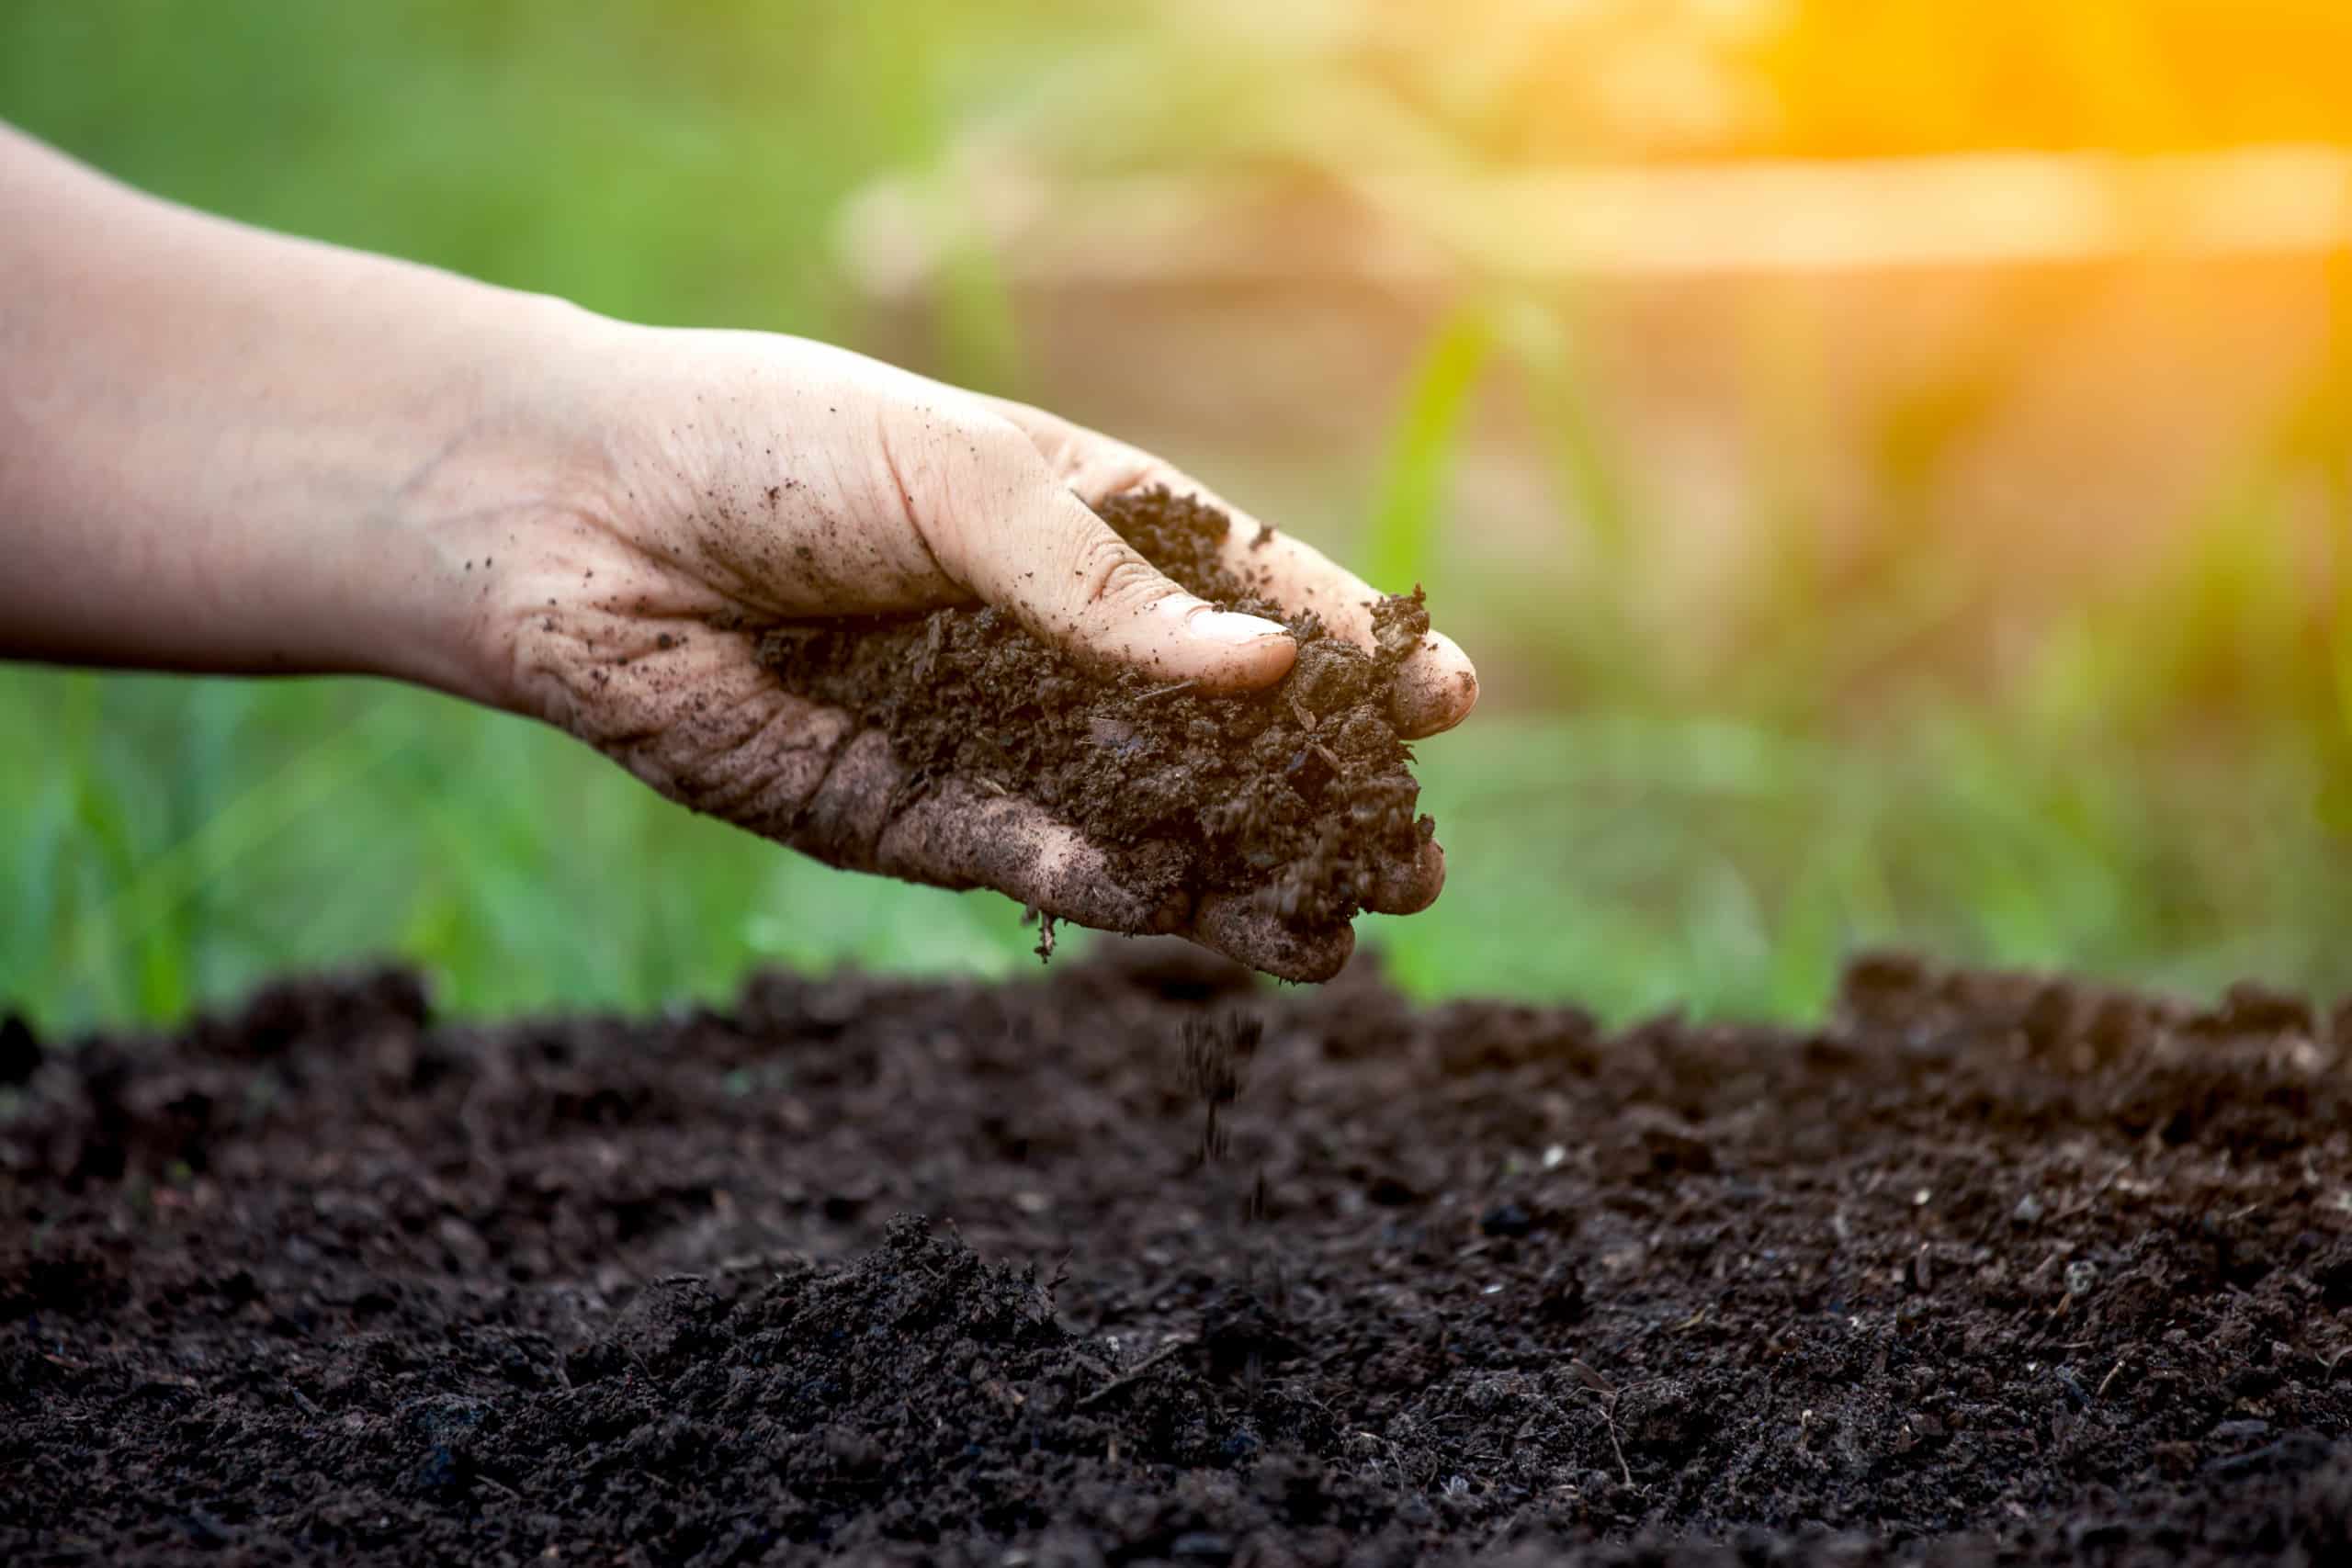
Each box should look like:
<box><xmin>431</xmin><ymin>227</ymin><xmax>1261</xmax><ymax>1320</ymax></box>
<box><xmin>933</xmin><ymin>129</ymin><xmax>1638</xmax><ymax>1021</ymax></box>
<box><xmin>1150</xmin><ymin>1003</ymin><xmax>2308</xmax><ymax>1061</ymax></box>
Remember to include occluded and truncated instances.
<box><xmin>788</xmin><ymin>727</ymin><xmax>899</xmax><ymax>868</ymax></box>
<box><xmin>1076</xmin><ymin>448</ymin><xmax>1163</xmax><ymax>502</ymax></box>
<box><xmin>910</xmin><ymin>412</ymin><xmax>1046</xmax><ymax>579</ymax></box>
<box><xmin>966</xmin><ymin>410</ymin><xmax>1040</xmax><ymax>465</ymax></box>
<box><xmin>939</xmin><ymin>412</ymin><xmax>1041</xmax><ymax>494</ymax></box>
<box><xmin>651</xmin><ymin>695</ymin><xmax>823</xmax><ymax>817</ymax></box>
<box><xmin>1074</xmin><ymin>536</ymin><xmax>1170</xmax><ymax>615</ymax></box>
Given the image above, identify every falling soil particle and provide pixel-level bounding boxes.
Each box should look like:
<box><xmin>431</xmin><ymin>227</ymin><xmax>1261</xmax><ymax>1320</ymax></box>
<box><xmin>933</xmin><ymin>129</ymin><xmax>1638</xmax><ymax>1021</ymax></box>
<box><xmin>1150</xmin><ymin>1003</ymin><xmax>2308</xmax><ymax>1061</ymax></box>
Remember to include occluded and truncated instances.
<box><xmin>755</xmin><ymin>488</ymin><xmax>1434</xmax><ymax>931</ymax></box>
<box><xmin>7</xmin><ymin>947</ymin><xmax>2352</xmax><ymax>1563</ymax></box>
<box><xmin>1182</xmin><ymin>1010</ymin><xmax>1263</xmax><ymax>1163</ymax></box>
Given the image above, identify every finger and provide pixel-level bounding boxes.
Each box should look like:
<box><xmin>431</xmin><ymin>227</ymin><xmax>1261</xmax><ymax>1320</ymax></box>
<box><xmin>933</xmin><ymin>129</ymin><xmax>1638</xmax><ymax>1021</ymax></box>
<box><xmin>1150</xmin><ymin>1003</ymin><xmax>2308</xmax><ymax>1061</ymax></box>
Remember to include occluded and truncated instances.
<box><xmin>1210</xmin><ymin>520</ymin><xmax>1479</xmax><ymax>740</ymax></box>
<box><xmin>781</xmin><ymin>727</ymin><xmax>1186</xmax><ymax>932</ymax></box>
<box><xmin>978</xmin><ymin>405</ymin><xmax>1479</xmax><ymax>739</ymax></box>
<box><xmin>1392</xmin><ymin>629</ymin><xmax>1481</xmax><ymax>741</ymax></box>
<box><xmin>870</xmin><ymin>778</ymin><xmax>1190</xmax><ymax>937</ymax></box>
<box><xmin>1124</xmin><ymin>477</ymin><xmax>1479</xmax><ymax>738</ymax></box>
<box><xmin>933</xmin><ymin>439</ymin><xmax>1295</xmax><ymax>693</ymax></box>
<box><xmin>782</xmin><ymin>734</ymin><xmax>1367</xmax><ymax>980</ymax></box>
<box><xmin>1189</xmin><ymin>895</ymin><xmax>1357</xmax><ymax>983</ymax></box>
<box><xmin>1359</xmin><ymin>836</ymin><xmax>1446</xmax><ymax>918</ymax></box>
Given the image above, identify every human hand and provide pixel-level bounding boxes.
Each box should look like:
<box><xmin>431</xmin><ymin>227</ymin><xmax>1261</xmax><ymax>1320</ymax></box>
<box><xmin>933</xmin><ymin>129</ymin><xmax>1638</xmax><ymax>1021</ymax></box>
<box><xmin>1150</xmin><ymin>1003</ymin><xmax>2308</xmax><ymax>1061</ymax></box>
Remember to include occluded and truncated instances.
<box><xmin>466</xmin><ymin>324</ymin><xmax>1476</xmax><ymax>979</ymax></box>
<box><xmin>0</xmin><ymin>128</ymin><xmax>1467</xmax><ymax>978</ymax></box>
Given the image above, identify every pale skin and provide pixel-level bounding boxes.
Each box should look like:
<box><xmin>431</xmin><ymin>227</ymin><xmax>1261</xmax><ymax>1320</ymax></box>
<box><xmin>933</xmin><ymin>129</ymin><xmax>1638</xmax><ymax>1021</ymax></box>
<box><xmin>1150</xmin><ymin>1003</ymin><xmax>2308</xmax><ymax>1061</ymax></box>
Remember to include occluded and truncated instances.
<box><xmin>0</xmin><ymin>126</ymin><xmax>1477</xmax><ymax>980</ymax></box>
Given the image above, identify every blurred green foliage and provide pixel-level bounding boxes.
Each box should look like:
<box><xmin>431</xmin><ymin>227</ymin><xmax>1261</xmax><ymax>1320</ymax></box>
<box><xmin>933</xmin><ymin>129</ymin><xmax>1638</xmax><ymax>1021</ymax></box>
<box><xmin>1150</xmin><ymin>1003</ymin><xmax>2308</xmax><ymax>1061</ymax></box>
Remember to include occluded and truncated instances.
<box><xmin>5</xmin><ymin>1</ymin><xmax>2352</xmax><ymax>1032</ymax></box>
<box><xmin>1</xmin><ymin>0</ymin><xmax>1089</xmax><ymax>1029</ymax></box>
<box><xmin>0</xmin><ymin>0</ymin><xmax>1095</xmax><ymax>332</ymax></box>
<box><xmin>1356</xmin><ymin>265</ymin><xmax>2352</xmax><ymax>1020</ymax></box>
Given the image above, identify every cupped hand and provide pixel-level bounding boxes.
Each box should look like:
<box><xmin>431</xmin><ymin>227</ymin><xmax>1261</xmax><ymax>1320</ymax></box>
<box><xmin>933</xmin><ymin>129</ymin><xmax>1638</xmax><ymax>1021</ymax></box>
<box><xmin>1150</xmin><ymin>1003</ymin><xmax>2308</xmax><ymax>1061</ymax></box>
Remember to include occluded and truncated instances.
<box><xmin>480</xmin><ymin>325</ymin><xmax>1477</xmax><ymax>980</ymax></box>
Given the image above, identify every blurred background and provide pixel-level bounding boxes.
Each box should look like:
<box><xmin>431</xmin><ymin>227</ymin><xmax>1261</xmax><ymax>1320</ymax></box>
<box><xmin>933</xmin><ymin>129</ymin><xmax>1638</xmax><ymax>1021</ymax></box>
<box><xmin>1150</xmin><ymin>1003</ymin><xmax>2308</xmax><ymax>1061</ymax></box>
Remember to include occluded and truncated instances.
<box><xmin>6</xmin><ymin>0</ymin><xmax>2352</xmax><ymax>1029</ymax></box>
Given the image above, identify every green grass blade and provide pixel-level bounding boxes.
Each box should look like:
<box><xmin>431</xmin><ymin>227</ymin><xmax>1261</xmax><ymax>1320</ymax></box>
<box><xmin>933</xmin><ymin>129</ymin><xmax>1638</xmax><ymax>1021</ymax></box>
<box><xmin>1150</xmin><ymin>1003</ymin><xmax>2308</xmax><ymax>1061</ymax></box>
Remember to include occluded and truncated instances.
<box><xmin>1363</xmin><ymin>303</ymin><xmax>1493</xmax><ymax>594</ymax></box>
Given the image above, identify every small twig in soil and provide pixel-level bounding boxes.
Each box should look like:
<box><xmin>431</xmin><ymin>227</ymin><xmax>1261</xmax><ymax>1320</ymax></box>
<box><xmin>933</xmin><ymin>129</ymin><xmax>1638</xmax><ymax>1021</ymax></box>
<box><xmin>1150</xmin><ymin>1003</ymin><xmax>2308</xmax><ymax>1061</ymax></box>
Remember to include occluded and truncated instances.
<box><xmin>1567</xmin><ymin>1359</ymin><xmax>1615</xmax><ymax>1397</ymax></box>
<box><xmin>1078</xmin><ymin>1336</ymin><xmax>1198</xmax><ymax>1409</ymax></box>
<box><xmin>1598</xmin><ymin>1397</ymin><xmax>1634</xmax><ymax>1489</ymax></box>
<box><xmin>1135</xmin><ymin>678</ymin><xmax>1198</xmax><ymax>703</ymax></box>
<box><xmin>1567</xmin><ymin>1359</ymin><xmax>1634</xmax><ymax>1488</ymax></box>
<box><xmin>473</xmin><ymin>1470</ymin><xmax>523</xmax><ymax>1501</ymax></box>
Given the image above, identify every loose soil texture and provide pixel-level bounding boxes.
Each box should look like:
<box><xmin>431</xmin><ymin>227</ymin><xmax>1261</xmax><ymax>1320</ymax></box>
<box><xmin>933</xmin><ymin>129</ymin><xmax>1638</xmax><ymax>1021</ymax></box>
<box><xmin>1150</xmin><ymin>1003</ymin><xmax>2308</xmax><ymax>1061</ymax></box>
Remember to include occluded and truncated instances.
<box><xmin>754</xmin><ymin>488</ymin><xmax>1434</xmax><ymax>930</ymax></box>
<box><xmin>6</xmin><ymin>948</ymin><xmax>2352</xmax><ymax>1565</ymax></box>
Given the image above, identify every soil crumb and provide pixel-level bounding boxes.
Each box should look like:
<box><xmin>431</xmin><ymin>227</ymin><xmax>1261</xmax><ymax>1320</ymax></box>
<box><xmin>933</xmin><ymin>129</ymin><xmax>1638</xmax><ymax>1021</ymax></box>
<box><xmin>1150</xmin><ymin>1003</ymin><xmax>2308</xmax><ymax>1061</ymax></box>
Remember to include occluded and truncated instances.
<box><xmin>755</xmin><ymin>488</ymin><xmax>1434</xmax><ymax>931</ymax></box>
<box><xmin>1182</xmin><ymin>1010</ymin><xmax>1263</xmax><ymax>1162</ymax></box>
<box><xmin>7</xmin><ymin>949</ymin><xmax>2352</xmax><ymax>1564</ymax></box>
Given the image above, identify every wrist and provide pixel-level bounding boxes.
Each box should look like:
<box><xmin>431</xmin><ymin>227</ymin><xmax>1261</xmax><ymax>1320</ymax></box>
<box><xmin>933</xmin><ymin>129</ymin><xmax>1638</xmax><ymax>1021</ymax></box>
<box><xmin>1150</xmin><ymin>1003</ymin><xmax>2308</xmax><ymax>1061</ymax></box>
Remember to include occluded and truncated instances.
<box><xmin>369</xmin><ymin>292</ymin><xmax>629</xmax><ymax>709</ymax></box>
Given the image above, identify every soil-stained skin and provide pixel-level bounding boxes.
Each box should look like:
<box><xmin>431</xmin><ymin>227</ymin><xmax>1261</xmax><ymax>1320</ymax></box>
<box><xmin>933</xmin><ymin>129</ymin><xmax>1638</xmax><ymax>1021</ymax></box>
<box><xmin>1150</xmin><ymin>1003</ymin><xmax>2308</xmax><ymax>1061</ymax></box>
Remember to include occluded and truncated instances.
<box><xmin>757</xmin><ymin>488</ymin><xmax>1436</xmax><ymax>931</ymax></box>
<box><xmin>7</xmin><ymin>949</ymin><xmax>2352</xmax><ymax>1564</ymax></box>
<box><xmin>472</xmin><ymin>350</ymin><xmax>1430</xmax><ymax>973</ymax></box>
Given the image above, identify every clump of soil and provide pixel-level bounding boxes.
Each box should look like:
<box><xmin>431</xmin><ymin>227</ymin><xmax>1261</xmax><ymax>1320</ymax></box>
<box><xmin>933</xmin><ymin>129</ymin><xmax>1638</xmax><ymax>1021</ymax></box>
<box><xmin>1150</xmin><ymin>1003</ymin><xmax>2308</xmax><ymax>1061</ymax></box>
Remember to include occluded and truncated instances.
<box><xmin>755</xmin><ymin>488</ymin><xmax>1435</xmax><ymax>929</ymax></box>
<box><xmin>8</xmin><ymin>949</ymin><xmax>2352</xmax><ymax>1564</ymax></box>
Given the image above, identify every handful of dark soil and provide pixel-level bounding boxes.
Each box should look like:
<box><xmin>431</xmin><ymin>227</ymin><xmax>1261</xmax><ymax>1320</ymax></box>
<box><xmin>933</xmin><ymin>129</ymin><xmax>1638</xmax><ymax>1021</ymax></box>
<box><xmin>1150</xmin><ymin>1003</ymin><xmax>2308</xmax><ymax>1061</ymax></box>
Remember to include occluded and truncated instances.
<box><xmin>756</xmin><ymin>488</ymin><xmax>1434</xmax><ymax>933</ymax></box>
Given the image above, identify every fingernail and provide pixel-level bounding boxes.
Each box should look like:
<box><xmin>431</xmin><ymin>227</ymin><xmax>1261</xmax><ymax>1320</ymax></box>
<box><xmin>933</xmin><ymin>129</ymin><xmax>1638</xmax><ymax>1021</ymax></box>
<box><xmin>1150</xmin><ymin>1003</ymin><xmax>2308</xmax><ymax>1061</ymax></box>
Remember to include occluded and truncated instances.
<box><xmin>1185</xmin><ymin>605</ymin><xmax>1290</xmax><ymax>645</ymax></box>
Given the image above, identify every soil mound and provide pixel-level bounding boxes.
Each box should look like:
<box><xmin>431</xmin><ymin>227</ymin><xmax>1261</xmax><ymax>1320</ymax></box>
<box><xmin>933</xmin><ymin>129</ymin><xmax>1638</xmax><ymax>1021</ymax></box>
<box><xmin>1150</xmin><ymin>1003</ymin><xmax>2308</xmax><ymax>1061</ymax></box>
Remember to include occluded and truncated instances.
<box><xmin>6</xmin><ymin>950</ymin><xmax>2352</xmax><ymax>1563</ymax></box>
<box><xmin>755</xmin><ymin>488</ymin><xmax>1433</xmax><ymax>929</ymax></box>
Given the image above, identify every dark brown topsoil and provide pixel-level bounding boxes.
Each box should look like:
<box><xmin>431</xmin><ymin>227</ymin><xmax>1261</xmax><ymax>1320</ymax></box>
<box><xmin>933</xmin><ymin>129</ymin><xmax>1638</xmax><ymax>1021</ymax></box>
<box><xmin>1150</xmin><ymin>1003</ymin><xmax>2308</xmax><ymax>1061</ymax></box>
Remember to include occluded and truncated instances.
<box><xmin>755</xmin><ymin>489</ymin><xmax>1434</xmax><ymax>929</ymax></box>
<box><xmin>8</xmin><ymin>949</ymin><xmax>2352</xmax><ymax>1565</ymax></box>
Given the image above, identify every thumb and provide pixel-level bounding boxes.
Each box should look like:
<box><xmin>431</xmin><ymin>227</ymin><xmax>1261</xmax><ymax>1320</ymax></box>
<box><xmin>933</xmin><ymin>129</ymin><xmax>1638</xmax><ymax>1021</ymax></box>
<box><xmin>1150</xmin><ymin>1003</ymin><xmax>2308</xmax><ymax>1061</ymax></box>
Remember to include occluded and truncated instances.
<box><xmin>954</xmin><ymin>479</ymin><xmax>1295</xmax><ymax>692</ymax></box>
